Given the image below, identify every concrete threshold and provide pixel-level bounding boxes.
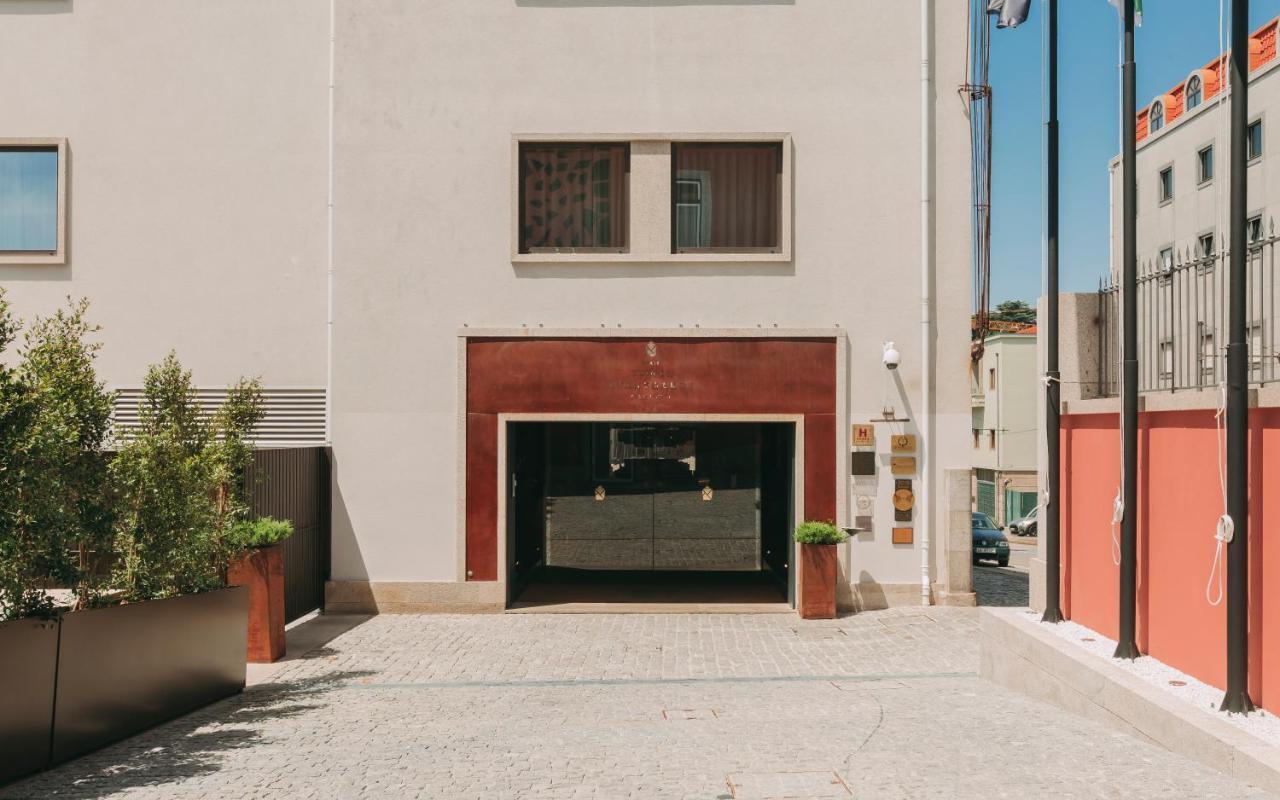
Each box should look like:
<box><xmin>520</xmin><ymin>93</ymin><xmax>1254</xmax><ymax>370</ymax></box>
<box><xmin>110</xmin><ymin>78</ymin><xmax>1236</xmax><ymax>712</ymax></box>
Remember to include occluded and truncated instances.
<box><xmin>980</xmin><ymin>607</ymin><xmax>1280</xmax><ymax>793</ymax></box>
<box><xmin>506</xmin><ymin>602</ymin><xmax>794</xmax><ymax>614</ymax></box>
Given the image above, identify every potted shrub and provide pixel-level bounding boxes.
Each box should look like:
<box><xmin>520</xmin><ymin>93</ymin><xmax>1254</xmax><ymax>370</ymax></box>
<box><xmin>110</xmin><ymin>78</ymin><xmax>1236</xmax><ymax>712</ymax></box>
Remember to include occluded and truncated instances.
<box><xmin>794</xmin><ymin>521</ymin><xmax>848</xmax><ymax>620</ymax></box>
<box><xmin>227</xmin><ymin>517</ymin><xmax>294</xmax><ymax>662</ymax></box>
<box><xmin>0</xmin><ymin>296</ymin><xmax>114</xmax><ymax>783</ymax></box>
<box><xmin>50</xmin><ymin>354</ymin><xmax>260</xmax><ymax>765</ymax></box>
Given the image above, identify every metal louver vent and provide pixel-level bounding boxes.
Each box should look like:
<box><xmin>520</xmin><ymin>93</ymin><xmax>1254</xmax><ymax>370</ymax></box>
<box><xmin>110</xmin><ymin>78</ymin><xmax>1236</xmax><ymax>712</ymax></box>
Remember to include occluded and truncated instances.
<box><xmin>111</xmin><ymin>386</ymin><xmax>327</xmax><ymax>447</ymax></box>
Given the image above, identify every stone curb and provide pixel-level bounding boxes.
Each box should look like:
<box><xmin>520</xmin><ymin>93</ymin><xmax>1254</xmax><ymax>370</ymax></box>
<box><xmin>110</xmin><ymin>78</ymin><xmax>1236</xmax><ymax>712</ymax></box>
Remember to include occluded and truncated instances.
<box><xmin>979</xmin><ymin>607</ymin><xmax>1280</xmax><ymax>794</ymax></box>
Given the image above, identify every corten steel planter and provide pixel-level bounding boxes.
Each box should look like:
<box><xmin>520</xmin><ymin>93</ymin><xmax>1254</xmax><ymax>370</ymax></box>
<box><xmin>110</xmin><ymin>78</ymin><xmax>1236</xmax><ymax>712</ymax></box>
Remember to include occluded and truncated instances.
<box><xmin>228</xmin><ymin>544</ymin><xmax>286</xmax><ymax>663</ymax></box>
<box><xmin>799</xmin><ymin>543</ymin><xmax>838</xmax><ymax>619</ymax></box>
<box><xmin>0</xmin><ymin>617</ymin><xmax>59</xmax><ymax>784</ymax></box>
<box><xmin>51</xmin><ymin>586</ymin><xmax>248</xmax><ymax>765</ymax></box>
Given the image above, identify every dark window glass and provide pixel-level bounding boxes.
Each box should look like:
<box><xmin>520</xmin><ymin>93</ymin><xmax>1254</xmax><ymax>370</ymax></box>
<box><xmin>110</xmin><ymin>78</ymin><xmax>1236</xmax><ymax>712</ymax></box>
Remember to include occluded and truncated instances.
<box><xmin>0</xmin><ymin>147</ymin><xmax>58</xmax><ymax>252</ymax></box>
<box><xmin>1249</xmin><ymin>120</ymin><xmax>1264</xmax><ymax>160</ymax></box>
<box><xmin>519</xmin><ymin>142</ymin><xmax>628</xmax><ymax>254</ymax></box>
<box><xmin>1249</xmin><ymin>215</ymin><xmax>1263</xmax><ymax>243</ymax></box>
<box><xmin>1149</xmin><ymin>102</ymin><xmax>1164</xmax><ymax>132</ymax></box>
<box><xmin>1186</xmin><ymin>76</ymin><xmax>1202</xmax><ymax>111</ymax></box>
<box><xmin>1158</xmin><ymin>167</ymin><xmax>1173</xmax><ymax>202</ymax></box>
<box><xmin>1198</xmin><ymin>146</ymin><xmax>1214</xmax><ymax>183</ymax></box>
<box><xmin>672</xmin><ymin>142</ymin><xmax>781</xmax><ymax>253</ymax></box>
<box><xmin>1199</xmin><ymin>233</ymin><xmax>1214</xmax><ymax>256</ymax></box>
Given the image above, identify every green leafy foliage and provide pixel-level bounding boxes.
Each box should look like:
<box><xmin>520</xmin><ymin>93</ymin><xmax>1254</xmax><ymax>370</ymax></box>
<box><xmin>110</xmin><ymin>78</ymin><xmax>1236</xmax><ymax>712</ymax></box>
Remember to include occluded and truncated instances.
<box><xmin>0</xmin><ymin>295</ymin><xmax>115</xmax><ymax>620</ymax></box>
<box><xmin>989</xmin><ymin>300</ymin><xmax>1036</xmax><ymax>325</ymax></box>
<box><xmin>110</xmin><ymin>353</ymin><xmax>263</xmax><ymax>603</ymax></box>
<box><xmin>794</xmin><ymin>520</ymin><xmax>848</xmax><ymax>545</ymax></box>
<box><xmin>227</xmin><ymin>516</ymin><xmax>294</xmax><ymax>550</ymax></box>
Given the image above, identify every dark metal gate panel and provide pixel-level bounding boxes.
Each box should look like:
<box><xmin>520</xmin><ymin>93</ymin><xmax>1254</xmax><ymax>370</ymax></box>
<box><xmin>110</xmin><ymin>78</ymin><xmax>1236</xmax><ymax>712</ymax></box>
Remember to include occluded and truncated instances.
<box><xmin>244</xmin><ymin>447</ymin><xmax>331</xmax><ymax>623</ymax></box>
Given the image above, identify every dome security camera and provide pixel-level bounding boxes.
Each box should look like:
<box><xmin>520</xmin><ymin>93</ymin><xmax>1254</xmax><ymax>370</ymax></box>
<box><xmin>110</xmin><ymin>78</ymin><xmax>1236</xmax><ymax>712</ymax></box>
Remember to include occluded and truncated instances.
<box><xmin>882</xmin><ymin>342</ymin><xmax>901</xmax><ymax>370</ymax></box>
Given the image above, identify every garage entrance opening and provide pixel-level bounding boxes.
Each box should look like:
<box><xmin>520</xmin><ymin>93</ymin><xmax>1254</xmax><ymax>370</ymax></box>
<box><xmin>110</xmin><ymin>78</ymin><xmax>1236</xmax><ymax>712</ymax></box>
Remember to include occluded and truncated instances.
<box><xmin>506</xmin><ymin>421</ymin><xmax>795</xmax><ymax>610</ymax></box>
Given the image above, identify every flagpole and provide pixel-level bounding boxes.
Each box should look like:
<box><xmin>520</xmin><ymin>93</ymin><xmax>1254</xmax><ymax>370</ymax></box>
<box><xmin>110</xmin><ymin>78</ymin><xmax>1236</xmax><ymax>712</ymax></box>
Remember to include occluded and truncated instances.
<box><xmin>1114</xmin><ymin>0</ymin><xmax>1141</xmax><ymax>661</ymax></box>
<box><xmin>1042</xmin><ymin>0</ymin><xmax>1063</xmax><ymax>624</ymax></box>
<box><xmin>1221</xmin><ymin>0</ymin><xmax>1255</xmax><ymax>715</ymax></box>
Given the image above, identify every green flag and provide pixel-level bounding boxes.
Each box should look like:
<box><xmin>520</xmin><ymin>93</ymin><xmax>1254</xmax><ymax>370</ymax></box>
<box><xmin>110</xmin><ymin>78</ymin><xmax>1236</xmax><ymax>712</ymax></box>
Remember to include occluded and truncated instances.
<box><xmin>1108</xmin><ymin>0</ymin><xmax>1143</xmax><ymax>26</ymax></box>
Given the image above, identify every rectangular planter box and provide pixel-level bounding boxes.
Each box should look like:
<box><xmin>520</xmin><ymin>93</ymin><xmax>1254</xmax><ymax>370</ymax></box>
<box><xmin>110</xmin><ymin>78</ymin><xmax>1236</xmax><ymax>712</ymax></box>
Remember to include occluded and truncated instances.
<box><xmin>228</xmin><ymin>544</ymin><xmax>286</xmax><ymax>663</ymax></box>
<box><xmin>51</xmin><ymin>586</ymin><xmax>248</xmax><ymax>765</ymax></box>
<box><xmin>0</xmin><ymin>617</ymin><xmax>59</xmax><ymax>784</ymax></box>
<box><xmin>799</xmin><ymin>542</ymin><xmax>837</xmax><ymax>619</ymax></box>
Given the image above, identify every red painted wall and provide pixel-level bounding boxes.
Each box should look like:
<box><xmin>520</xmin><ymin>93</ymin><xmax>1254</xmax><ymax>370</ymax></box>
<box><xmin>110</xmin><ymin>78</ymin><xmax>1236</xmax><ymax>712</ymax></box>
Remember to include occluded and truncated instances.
<box><xmin>1061</xmin><ymin>408</ymin><xmax>1280</xmax><ymax>712</ymax></box>
<box><xmin>465</xmin><ymin>337</ymin><xmax>839</xmax><ymax>581</ymax></box>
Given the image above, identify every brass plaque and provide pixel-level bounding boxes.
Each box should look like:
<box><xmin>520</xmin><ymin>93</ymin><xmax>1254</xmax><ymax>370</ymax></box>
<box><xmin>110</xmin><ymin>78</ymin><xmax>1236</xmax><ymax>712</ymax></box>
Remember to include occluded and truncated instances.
<box><xmin>890</xmin><ymin>456</ymin><xmax>916</xmax><ymax>475</ymax></box>
<box><xmin>892</xmin><ymin>527</ymin><xmax>914</xmax><ymax>545</ymax></box>
<box><xmin>895</xmin><ymin>507</ymin><xmax>913</xmax><ymax>522</ymax></box>
<box><xmin>892</xmin><ymin>488</ymin><xmax>915</xmax><ymax>511</ymax></box>
<box><xmin>891</xmin><ymin>434</ymin><xmax>917</xmax><ymax>453</ymax></box>
<box><xmin>851</xmin><ymin>452</ymin><xmax>876</xmax><ymax>476</ymax></box>
<box><xmin>851</xmin><ymin>424</ymin><xmax>875</xmax><ymax>448</ymax></box>
<box><xmin>594</xmin><ymin>486</ymin><xmax>606</xmax><ymax>501</ymax></box>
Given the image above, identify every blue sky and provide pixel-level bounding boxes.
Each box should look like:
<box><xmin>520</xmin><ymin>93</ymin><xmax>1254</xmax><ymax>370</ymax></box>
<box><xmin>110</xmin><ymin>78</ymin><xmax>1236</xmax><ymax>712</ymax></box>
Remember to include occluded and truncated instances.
<box><xmin>989</xmin><ymin>0</ymin><xmax>1280</xmax><ymax>304</ymax></box>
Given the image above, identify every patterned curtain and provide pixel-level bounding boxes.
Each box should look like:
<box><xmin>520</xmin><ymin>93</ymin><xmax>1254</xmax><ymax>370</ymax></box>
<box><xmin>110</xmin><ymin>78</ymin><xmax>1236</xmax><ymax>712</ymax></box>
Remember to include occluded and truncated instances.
<box><xmin>520</xmin><ymin>143</ymin><xmax>628</xmax><ymax>252</ymax></box>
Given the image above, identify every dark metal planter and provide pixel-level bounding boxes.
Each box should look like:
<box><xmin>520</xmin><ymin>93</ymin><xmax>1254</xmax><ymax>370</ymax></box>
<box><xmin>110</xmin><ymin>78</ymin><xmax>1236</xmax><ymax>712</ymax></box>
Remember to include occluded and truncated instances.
<box><xmin>50</xmin><ymin>586</ymin><xmax>248</xmax><ymax>765</ymax></box>
<box><xmin>0</xmin><ymin>617</ymin><xmax>59</xmax><ymax>784</ymax></box>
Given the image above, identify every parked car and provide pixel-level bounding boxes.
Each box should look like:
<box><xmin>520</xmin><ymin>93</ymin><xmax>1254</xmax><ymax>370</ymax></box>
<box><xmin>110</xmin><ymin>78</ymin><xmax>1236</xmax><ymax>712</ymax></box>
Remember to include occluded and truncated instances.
<box><xmin>1008</xmin><ymin>505</ymin><xmax>1039</xmax><ymax>537</ymax></box>
<box><xmin>972</xmin><ymin>512</ymin><xmax>1010</xmax><ymax>567</ymax></box>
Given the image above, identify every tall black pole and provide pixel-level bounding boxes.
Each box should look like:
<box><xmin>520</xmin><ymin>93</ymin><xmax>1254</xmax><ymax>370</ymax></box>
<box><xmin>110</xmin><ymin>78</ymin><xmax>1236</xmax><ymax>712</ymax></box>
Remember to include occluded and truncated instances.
<box><xmin>1114</xmin><ymin>0</ymin><xmax>1141</xmax><ymax>660</ymax></box>
<box><xmin>1042</xmin><ymin>0</ymin><xmax>1063</xmax><ymax>624</ymax></box>
<box><xmin>1222</xmin><ymin>0</ymin><xmax>1255</xmax><ymax>715</ymax></box>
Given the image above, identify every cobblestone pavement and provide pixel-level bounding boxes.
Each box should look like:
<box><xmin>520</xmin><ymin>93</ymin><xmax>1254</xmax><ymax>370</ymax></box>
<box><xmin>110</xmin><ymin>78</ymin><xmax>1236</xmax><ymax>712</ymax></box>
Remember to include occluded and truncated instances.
<box><xmin>973</xmin><ymin>565</ymin><xmax>1030</xmax><ymax>607</ymax></box>
<box><xmin>5</xmin><ymin>610</ymin><xmax>1274</xmax><ymax>800</ymax></box>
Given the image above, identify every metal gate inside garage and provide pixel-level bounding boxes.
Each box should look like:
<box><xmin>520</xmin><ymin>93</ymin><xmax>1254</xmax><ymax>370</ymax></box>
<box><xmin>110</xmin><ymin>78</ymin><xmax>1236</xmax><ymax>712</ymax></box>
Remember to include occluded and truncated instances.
<box><xmin>244</xmin><ymin>447</ymin><xmax>331</xmax><ymax>623</ymax></box>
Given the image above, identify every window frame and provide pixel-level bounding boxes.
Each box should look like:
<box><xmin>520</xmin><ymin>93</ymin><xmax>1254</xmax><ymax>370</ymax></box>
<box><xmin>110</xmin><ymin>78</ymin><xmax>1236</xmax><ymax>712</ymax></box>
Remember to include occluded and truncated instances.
<box><xmin>1198</xmin><ymin>231</ymin><xmax>1215</xmax><ymax>258</ymax></box>
<box><xmin>1248</xmin><ymin>214</ymin><xmax>1264</xmax><ymax>244</ymax></box>
<box><xmin>0</xmin><ymin>137</ymin><xmax>67</xmax><ymax>266</ymax></box>
<box><xmin>511</xmin><ymin>133</ymin><xmax>792</xmax><ymax>264</ymax></box>
<box><xmin>670</xmin><ymin>141</ymin><xmax>784</xmax><ymax>255</ymax></box>
<box><xmin>1248</xmin><ymin>117</ymin><xmax>1264</xmax><ymax>162</ymax></box>
<box><xmin>1197</xmin><ymin>143</ymin><xmax>1214</xmax><ymax>185</ymax></box>
<box><xmin>516</xmin><ymin>141</ymin><xmax>631</xmax><ymax>256</ymax></box>
<box><xmin>1185</xmin><ymin>74</ymin><xmax>1203</xmax><ymax>112</ymax></box>
<box><xmin>1157</xmin><ymin>165</ymin><xmax>1174</xmax><ymax>204</ymax></box>
<box><xmin>1149</xmin><ymin>100</ymin><xmax>1165</xmax><ymax>133</ymax></box>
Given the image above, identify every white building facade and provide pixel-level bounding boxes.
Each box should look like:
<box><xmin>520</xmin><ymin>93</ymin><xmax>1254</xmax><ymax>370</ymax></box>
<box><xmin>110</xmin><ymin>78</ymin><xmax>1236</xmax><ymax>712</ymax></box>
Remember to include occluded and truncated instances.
<box><xmin>0</xmin><ymin>1</ymin><xmax>975</xmax><ymax>613</ymax></box>
<box><xmin>971</xmin><ymin>331</ymin><xmax>1038</xmax><ymax>527</ymax></box>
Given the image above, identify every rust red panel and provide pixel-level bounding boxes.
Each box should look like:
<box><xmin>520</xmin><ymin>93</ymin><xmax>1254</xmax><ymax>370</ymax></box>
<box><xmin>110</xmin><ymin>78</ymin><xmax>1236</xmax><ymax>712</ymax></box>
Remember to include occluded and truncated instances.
<box><xmin>465</xmin><ymin>413</ymin><xmax>498</xmax><ymax>581</ymax></box>
<box><xmin>466</xmin><ymin>338</ymin><xmax>836</xmax><ymax>415</ymax></box>
<box><xmin>803</xmin><ymin>414</ymin><xmax>836</xmax><ymax>524</ymax></box>
<box><xmin>464</xmin><ymin>337</ymin><xmax>838</xmax><ymax>585</ymax></box>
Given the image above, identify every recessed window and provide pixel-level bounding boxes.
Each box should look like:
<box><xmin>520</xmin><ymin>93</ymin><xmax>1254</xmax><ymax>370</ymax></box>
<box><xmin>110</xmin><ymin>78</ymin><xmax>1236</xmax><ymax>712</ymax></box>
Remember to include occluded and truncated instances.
<box><xmin>518</xmin><ymin>142</ymin><xmax>629</xmax><ymax>254</ymax></box>
<box><xmin>1199</xmin><ymin>233</ymin><xmax>1215</xmax><ymax>257</ymax></box>
<box><xmin>1186</xmin><ymin>75</ymin><xmax>1203</xmax><ymax>111</ymax></box>
<box><xmin>1248</xmin><ymin>215</ymin><xmax>1264</xmax><ymax>243</ymax></box>
<box><xmin>1158</xmin><ymin>166</ymin><xmax>1173</xmax><ymax>203</ymax></box>
<box><xmin>1248</xmin><ymin>119</ymin><xmax>1263</xmax><ymax>160</ymax></box>
<box><xmin>1149</xmin><ymin>101</ymin><xmax>1165</xmax><ymax>133</ymax></box>
<box><xmin>672</xmin><ymin>142</ymin><xmax>781</xmax><ymax>253</ymax></box>
<box><xmin>1159</xmin><ymin>246</ymin><xmax>1174</xmax><ymax>272</ymax></box>
<box><xmin>0</xmin><ymin>143</ymin><xmax>62</xmax><ymax>258</ymax></box>
<box><xmin>1198</xmin><ymin>145</ymin><xmax>1214</xmax><ymax>184</ymax></box>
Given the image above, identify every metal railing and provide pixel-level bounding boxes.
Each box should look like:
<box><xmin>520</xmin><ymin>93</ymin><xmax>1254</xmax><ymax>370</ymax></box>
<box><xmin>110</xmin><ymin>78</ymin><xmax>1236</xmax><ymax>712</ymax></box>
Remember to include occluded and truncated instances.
<box><xmin>1098</xmin><ymin>228</ymin><xmax>1280</xmax><ymax>396</ymax></box>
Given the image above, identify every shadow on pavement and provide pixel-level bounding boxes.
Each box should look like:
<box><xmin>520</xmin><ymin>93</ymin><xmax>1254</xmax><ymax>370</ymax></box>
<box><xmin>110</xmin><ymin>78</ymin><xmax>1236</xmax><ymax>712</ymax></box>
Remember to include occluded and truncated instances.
<box><xmin>0</xmin><ymin>668</ymin><xmax>375</xmax><ymax>800</ymax></box>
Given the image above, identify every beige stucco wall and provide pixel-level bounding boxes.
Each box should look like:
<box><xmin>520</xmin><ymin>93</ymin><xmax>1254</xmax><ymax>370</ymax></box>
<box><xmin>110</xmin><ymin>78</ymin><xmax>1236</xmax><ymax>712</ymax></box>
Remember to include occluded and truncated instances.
<box><xmin>331</xmin><ymin>0</ymin><xmax>972</xmax><ymax>593</ymax></box>
<box><xmin>972</xmin><ymin>334</ymin><xmax>1038</xmax><ymax>473</ymax></box>
<box><xmin>0</xmin><ymin>0</ymin><xmax>330</xmax><ymax>387</ymax></box>
<box><xmin>1</xmin><ymin>1</ymin><xmax>972</xmax><ymax>602</ymax></box>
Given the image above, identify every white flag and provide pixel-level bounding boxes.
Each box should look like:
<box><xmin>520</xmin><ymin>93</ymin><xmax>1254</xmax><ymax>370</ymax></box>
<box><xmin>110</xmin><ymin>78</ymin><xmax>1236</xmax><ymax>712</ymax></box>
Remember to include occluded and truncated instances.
<box><xmin>987</xmin><ymin>0</ymin><xmax>1031</xmax><ymax>29</ymax></box>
